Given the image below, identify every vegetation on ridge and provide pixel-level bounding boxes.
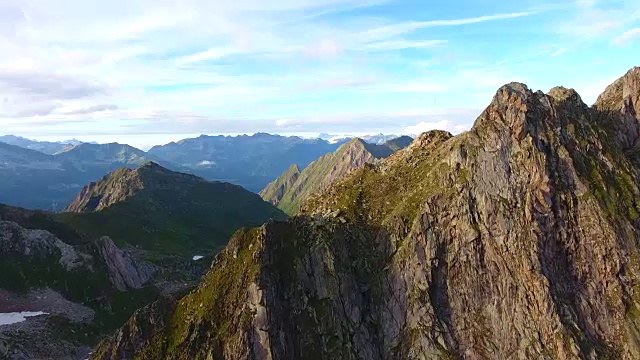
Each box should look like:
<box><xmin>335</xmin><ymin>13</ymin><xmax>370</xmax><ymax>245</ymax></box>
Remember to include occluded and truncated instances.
<box><xmin>58</xmin><ymin>162</ymin><xmax>286</xmax><ymax>258</ymax></box>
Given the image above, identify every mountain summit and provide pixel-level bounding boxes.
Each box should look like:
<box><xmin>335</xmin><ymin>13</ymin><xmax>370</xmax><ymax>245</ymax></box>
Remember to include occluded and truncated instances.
<box><xmin>60</xmin><ymin>162</ymin><xmax>286</xmax><ymax>257</ymax></box>
<box><xmin>260</xmin><ymin>136</ymin><xmax>411</xmax><ymax>215</ymax></box>
<box><xmin>93</xmin><ymin>66</ymin><xmax>640</xmax><ymax>360</ymax></box>
<box><xmin>66</xmin><ymin>161</ymin><xmax>195</xmax><ymax>212</ymax></box>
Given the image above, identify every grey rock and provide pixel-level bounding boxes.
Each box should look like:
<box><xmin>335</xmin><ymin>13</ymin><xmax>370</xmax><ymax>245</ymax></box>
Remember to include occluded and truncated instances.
<box><xmin>95</xmin><ymin>237</ymin><xmax>157</xmax><ymax>291</ymax></box>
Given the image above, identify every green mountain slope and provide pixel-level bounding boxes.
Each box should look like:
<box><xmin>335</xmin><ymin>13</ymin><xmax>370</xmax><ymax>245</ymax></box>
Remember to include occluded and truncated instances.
<box><xmin>259</xmin><ymin>164</ymin><xmax>301</xmax><ymax>206</ymax></box>
<box><xmin>58</xmin><ymin>162</ymin><xmax>286</xmax><ymax>258</ymax></box>
<box><xmin>94</xmin><ymin>67</ymin><xmax>640</xmax><ymax>360</ymax></box>
<box><xmin>261</xmin><ymin>137</ymin><xmax>410</xmax><ymax>215</ymax></box>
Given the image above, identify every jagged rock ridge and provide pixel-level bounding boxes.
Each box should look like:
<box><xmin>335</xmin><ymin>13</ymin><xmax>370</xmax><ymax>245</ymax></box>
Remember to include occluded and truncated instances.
<box><xmin>261</xmin><ymin>137</ymin><xmax>411</xmax><ymax>215</ymax></box>
<box><xmin>94</xmin><ymin>67</ymin><xmax>640</xmax><ymax>359</ymax></box>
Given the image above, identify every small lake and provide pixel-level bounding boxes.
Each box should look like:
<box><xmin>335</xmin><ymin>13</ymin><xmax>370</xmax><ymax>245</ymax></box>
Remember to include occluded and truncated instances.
<box><xmin>0</xmin><ymin>311</ymin><xmax>48</xmax><ymax>326</ymax></box>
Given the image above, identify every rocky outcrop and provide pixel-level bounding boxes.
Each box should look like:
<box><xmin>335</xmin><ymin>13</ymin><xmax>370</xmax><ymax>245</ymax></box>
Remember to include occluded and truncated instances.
<box><xmin>594</xmin><ymin>67</ymin><xmax>640</xmax><ymax>153</ymax></box>
<box><xmin>0</xmin><ymin>209</ymin><xmax>163</xmax><ymax>360</ymax></box>
<box><xmin>94</xmin><ymin>67</ymin><xmax>640</xmax><ymax>360</ymax></box>
<box><xmin>0</xmin><ymin>221</ymin><xmax>84</xmax><ymax>270</ymax></box>
<box><xmin>64</xmin><ymin>162</ymin><xmax>162</xmax><ymax>212</ymax></box>
<box><xmin>95</xmin><ymin>237</ymin><xmax>157</xmax><ymax>291</ymax></box>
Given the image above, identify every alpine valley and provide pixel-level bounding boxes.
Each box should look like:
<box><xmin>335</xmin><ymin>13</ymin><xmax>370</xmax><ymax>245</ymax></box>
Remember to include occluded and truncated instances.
<box><xmin>0</xmin><ymin>162</ymin><xmax>285</xmax><ymax>359</ymax></box>
<box><xmin>83</xmin><ymin>66</ymin><xmax>640</xmax><ymax>360</ymax></box>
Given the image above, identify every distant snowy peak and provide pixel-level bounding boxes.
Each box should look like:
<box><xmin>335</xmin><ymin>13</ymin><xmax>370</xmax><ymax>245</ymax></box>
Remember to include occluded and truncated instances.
<box><xmin>0</xmin><ymin>135</ymin><xmax>98</xmax><ymax>155</ymax></box>
<box><xmin>324</xmin><ymin>133</ymin><xmax>412</xmax><ymax>145</ymax></box>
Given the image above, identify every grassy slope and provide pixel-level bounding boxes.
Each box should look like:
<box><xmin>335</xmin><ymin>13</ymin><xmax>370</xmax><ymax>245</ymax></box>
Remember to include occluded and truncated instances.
<box><xmin>259</xmin><ymin>164</ymin><xmax>300</xmax><ymax>205</ymax></box>
<box><xmin>58</xmin><ymin>165</ymin><xmax>286</xmax><ymax>258</ymax></box>
<box><xmin>276</xmin><ymin>139</ymin><xmax>380</xmax><ymax>215</ymax></box>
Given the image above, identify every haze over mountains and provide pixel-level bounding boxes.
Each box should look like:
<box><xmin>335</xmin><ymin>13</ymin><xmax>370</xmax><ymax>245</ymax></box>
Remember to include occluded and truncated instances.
<box><xmin>0</xmin><ymin>135</ymin><xmax>91</xmax><ymax>155</ymax></box>
<box><xmin>0</xmin><ymin>133</ymin><xmax>410</xmax><ymax>210</ymax></box>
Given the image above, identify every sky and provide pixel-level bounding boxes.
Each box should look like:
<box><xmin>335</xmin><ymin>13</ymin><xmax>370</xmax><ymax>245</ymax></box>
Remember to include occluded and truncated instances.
<box><xmin>0</xmin><ymin>0</ymin><xmax>638</xmax><ymax>149</ymax></box>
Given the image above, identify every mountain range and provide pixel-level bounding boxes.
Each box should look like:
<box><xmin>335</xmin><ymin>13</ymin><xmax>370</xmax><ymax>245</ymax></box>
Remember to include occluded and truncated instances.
<box><xmin>0</xmin><ymin>142</ymin><xmax>173</xmax><ymax>210</ymax></box>
<box><xmin>0</xmin><ymin>133</ymin><xmax>406</xmax><ymax>210</ymax></box>
<box><xmin>0</xmin><ymin>135</ymin><xmax>89</xmax><ymax>155</ymax></box>
<box><xmin>146</xmin><ymin>133</ymin><xmax>348</xmax><ymax>192</ymax></box>
<box><xmin>91</xmin><ymin>67</ymin><xmax>640</xmax><ymax>360</ymax></box>
<box><xmin>318</xmin><ymin>133</ymin><xmax>409</xmax><ymax>145</ymax></box>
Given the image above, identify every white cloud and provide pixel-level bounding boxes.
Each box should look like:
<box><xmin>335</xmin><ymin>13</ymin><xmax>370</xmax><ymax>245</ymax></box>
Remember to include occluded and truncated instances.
<box><xmin>304</xmin><ymin>38</ymin><xmax>341</xmax><ymax>59</ymax></box>
<box><xmin>275</xmin><ymin>119</ymin><xmax>291</xmax><ymax>126</ymax></box>
<box><xmin>197</xmin><ymin>160</ymin><xmax>215</xmax><ymax>166</ymax></box>
<box><xmin>550</xmin><ymin>48</ymin><xmax>567</xmax><ymax>57</ymax></box>
<box><xmin>0</xmin><ymin>0</ymin><xmax>564</xmax><ymax>141</ymax></box>
<box><xmin>360</xmin><ymin>39</ymin><xmax>446</xmax><ymax>51</ymax></box>
<box><xmin>403</xmin><ymin>120</ymin><xmax>471</xmax><ymax>136</ymax></box>
<box><xmin>558</xmin><ymin>0</ymin><xmax>640</xmax><ymax>39</ymax></box>
<box><xmin>176</xmin><ymin>48</ymin><xmax>236</xmax><ymax>65</ymax></box>
<box><xmin>613</xmin><ymin>28</ymin><xmax>640</xmax><ymax>45</ymax></box>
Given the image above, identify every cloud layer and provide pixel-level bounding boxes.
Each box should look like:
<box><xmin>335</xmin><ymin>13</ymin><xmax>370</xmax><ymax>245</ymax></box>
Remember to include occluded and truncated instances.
<box><xmin>0</xmin><ymin>0</ymin><xmax>638</xmax><ymax>145</ymax></box>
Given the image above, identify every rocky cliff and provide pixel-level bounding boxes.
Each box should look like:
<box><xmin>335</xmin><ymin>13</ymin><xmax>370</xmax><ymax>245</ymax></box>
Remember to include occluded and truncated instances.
<box><xmin>94</xmin><ymin>67</ymin><xmax>640</xmax><ymax>360</ymax></box>
<box><xmin>95</xmin><ymin>237</ymin><xmax>157</xmax><ymax>292</ymax></box>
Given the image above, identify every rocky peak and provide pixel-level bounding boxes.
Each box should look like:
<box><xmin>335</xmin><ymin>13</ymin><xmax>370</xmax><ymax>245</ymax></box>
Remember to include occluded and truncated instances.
<box><xmin>138</xmin><ymin>161</ymin><xmax>164</xmax><ymax>171</ymax></box>
<box><xmin>64</xmin><ymin>167</ymin><xmax>143</xmax><ymax>212</ymax></box>
<box><xmin>594</xmin><ymin>67</ymin><xmax>640</xmax><ymax>151</ymax></box>
<box><xmin>470</xmin><ymin>81</ymin><xmax>597</xmax><ymax>147</ymax></box>
<box><xmin>408</xmin><ymin>130</ymin><xmax>453</xmax><ymax>151</ymax></box>
<box><xmin>65</xmin><ymin>162</ymin><xmax>210</xmax><ymax>213</ymax></box>
<box><xmin>259</xmin><ymin>164</ymin><xmax>301</xmax><ymax>206</ymax></box>
<box><xmin>547</xmin><ymin>86</ymin><xmax>583</xmax><ymax>104</ymax></box>
<box><xmin>262</xmin><ymin>136</ymin><xmax>410</xmax><ymax>215</ymax></box>
<box><xmin>595</xmin><ymin>66</ymin><xmax>640</xmax><ymax>111</ymax></box>
<box><xmin>94</xmin><ymin>237</ymin><xmax>157</xmax><ymax>291</ymax></box>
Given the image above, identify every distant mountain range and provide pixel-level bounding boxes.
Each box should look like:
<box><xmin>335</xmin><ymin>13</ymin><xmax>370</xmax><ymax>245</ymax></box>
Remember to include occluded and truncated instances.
<box><xmin>0</xmin><ymin>133</ymin><xmax>408</xmax><ymax>210</ymax></box>
<box><xmin>319</xmin><ymin>133</ymin><xmax>414</xmax><ymax>145</ymax></box>
<box><xmin>0</xmin><ymin>135</ymin><xmax>95</xmax><ymax>155</ymax></box>
<box><xmin>146</xmin><ymin>133</ymin><xmax>347</xmax><ymax>192</ymax></box>
<box><xmin>0</xmin><ymin>142</ymin><xmax>174</xmax><ymax>210</ymax></box>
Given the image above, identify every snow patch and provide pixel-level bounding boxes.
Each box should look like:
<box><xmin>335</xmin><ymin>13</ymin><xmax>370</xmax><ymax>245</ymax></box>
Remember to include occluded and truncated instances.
<box><xmin>0</xmin><ymin>311</ymin><xmax>48</xmax><ymax>326</ymax></box>
<box><xmin>192</xmin><ymin>255</ymin><xmax>204</xmax><ymax>261</ymax></box>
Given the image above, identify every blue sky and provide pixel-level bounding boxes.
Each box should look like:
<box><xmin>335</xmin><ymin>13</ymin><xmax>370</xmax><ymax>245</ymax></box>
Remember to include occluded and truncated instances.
<box><xmin>0</xmin><ymin>0</ymin><xmax>638</xmax><ymax>148</ymax></box>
